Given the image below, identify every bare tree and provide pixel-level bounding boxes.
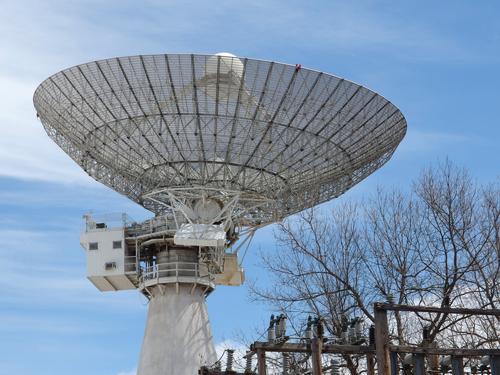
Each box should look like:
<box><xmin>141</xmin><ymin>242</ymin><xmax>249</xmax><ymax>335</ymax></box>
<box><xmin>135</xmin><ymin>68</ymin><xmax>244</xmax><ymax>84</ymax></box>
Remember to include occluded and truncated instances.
<box><xmin>251</xmin><ymin>161</ymin><xmax>500</xmax><ymax>374</ymax></box>
<box><xmin>363</xmin><ymin>188</ymin><xmax>427</xmax><ymax>345</ymax></box>
<box><xmin>449</xmin><ymin>181</ymin><xmax>500</xmax><ymax>349</ymax></box>
<box><xmin>252</xmin><ymin>203</ymin><xmax>368</xmax><ymax>374</ymax></box>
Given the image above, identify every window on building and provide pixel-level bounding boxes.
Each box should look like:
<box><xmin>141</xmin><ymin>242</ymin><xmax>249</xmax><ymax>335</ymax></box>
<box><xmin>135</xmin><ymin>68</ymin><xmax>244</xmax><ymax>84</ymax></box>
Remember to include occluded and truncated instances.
<box><xmin>113</xmin><ymin>240</ymin><xmax>122</xmax><ymax>249</ymax></box>
<box><xmin>89</xmin><ymin>242</ymin><xmax>98</xmax><ymax>250</ymax></box>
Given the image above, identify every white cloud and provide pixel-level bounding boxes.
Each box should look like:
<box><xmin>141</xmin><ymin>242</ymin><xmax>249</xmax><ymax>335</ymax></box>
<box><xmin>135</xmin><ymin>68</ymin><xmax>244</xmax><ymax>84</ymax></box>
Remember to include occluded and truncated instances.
<box><xmin>116</xmin><ymin>369</ymin><xmax>136</xmax><ymax>375</ymax></box>
<box><xmin>0</xmin><ymin>1</ymin><xmax>485</xmax><ymax>187</ymax></box>
<box><xmin>0</xmin><ymin>74</ymin><xmax>92</xmax><ymax>184</ymax></box>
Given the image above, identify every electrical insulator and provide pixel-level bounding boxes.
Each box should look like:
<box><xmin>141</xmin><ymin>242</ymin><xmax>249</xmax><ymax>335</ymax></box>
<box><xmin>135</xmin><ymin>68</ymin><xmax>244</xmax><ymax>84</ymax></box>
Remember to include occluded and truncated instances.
<box><xmin>439</xmin><ymin>355</ymin><xmax>451</xmax><ymax>373</ymax></box>
<box><xmin>305</xmin><ymin>326</ymin><xmax>313</xmax><ymax>340</ymax></box>
<box><xmin>422</xmin><ymin>325</ymin><xmax>430</xmax><ymax>342</ymax></box>
<box><xmin>214</xmin><ymin>360</ymin><xmax>222</xmax><ymax>371</ymax></box>
<box><xmin>316</xmin><ymin>317</ymin><xmax>324</xmax><ymax>338</ymax></box>
<box><xmin>480</xmin><ymin>356</ymin><xmax>490</xmax><ymax>371</ymax></box>
<box><xmin>387</xmin><ymin>294</ymin><xmax>395</xmax><ymax>304</ymax></box>
<box><xmin>268</xmin><ymin>326</ymin><xmax>276</xmax><ymax>342</ymax></box>
<box><xmin>330</xmin><ymin>359</ymin><xmax>340</xmax><ymax>375</ymax></box>
<box><xmin>282</xmin><ymin>353</ymin><xmax>290</xmax><ymax>375</ymax></box>
<box><xmin>226</xmin><ymin>349</ymin><xmax>235</xmax><ymax>372</ymax></box>
<box><xmin>340</xmin><ymin>329</ymin><xmax>348</xmax><ymax>344</ymax></box>
<box><xmin>470</xmin><ymin>360</ymin><xmax>479</xmax><ymax>374</ymax></box>
<box><xmin>402</xmin><ymin>354</ymin><xmax>414</xmax><ymax>368</ymax></box>
<box><xmin>354</xmin><ymin>318</ymin><xmax>363</xmax><ymax>343</ymax></box>
<box><xmin>268</xmin><ymin>315</ymin><xmax>276</xmax><ymax>342</ymax></box>
<box><xmin>245</xmin><ymin>351</ymin><xmax>253</xmax><ymax>373</ymax></box>
<box><xmin>275</xmin><ymin>314</ymin><xmax>286</xmax><ymax>338</ymax></box>
<box><xmin>274</xmin><ymin>315</ymin><xmax>280</xmax><ymax>339</ymax></box>
<box><xmin>279</xmin><ymin>314</ymin><xmax>287</xmax><ymax>337</ymax></box>
<box><xmin>369</xmin><ymin>325</ymin><xmax>375</xmax><ymax>346</ymax></box>
<box><xmin>305</xmin><ymin>316</ymin><xmax>313</xmax><ymax>340</ymax></box>
<box><xmin>341</xmin><ymin>315</ymin><xmax>348</xmax><ymax>331</ymax></box>
<box><xmin>312</xmin><ymin>320</ymin><xmax>318</xmax><ymax>338</ymax></box>
<box><xmin>348</xmin><ymin>326</ymin><xmax>355</xmax><ymax>344</ymax></box>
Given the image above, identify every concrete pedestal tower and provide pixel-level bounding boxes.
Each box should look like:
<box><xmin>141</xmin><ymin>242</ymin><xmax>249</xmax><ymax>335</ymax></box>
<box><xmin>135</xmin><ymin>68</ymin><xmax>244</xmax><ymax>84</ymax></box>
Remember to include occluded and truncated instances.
<box><xmin>138</xmin><ymin>285</ymin><xmax>215</xmax><ymax>374</ymax></box>
<box><xmin>137</xmin><ymin>248</ymin><xmax>217</xmax><ymax>375</ymax></box>
<box><xmin>137</xmin><ymin>284</ymin><xmax>217</xmax><ymax>375</ymax></box>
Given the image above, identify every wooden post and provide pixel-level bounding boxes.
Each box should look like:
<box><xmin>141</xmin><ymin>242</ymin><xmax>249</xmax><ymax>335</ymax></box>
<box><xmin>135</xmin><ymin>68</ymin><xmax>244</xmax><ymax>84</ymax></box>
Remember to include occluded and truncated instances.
<box><xmin>413</xmin><ymin>354</ymin><xmax>425</xmax><ymax>375</ymax></box>
<box><xmin>367</xmin><ymin>354</ymin><xmax>376</xmax><ymax>375</ymax></box>
<box><xmin>490</xmin><ymin>356</ymin><xmax>500</xmax><ymax>375</ymax></box>
<box><xmin>390</xmin><ymin>351</ymin><xmax>398</xmax><ymax>375</ymax></box>
<box><xmin>311</xmin><ymin>337</ymin><xmax>323</xmax><ymax>375</ymax></box>
<box><xmin>426</xmin><ymin>345</ymin><xmax>439</xmax><ymax>375</ymax></box>
<box><xmin>451</xmin><ymin>356</ymin><xmax>464</xmax><ymax>375</ymax></box>
<box><xmin>421</xmin><ymin>326</ymin><xmax>438</xmax><ymax>375</ymax></box>
<box><xmin>374</xmin><ymin>304</ymin><xmax>390</xmax><ymax>375</ymax></box>
<box><xmin>257</xmin><ymin>349</ymin><xmax>266</xmax><ymax>375</ymax></box>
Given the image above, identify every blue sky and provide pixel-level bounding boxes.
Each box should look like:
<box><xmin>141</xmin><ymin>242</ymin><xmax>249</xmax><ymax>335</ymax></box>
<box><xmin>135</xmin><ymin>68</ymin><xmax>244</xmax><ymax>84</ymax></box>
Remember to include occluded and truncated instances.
<box><xmin>0</xmin><ymin>1</ymin><xmax>499</xmax><ymax>374</ymax></box>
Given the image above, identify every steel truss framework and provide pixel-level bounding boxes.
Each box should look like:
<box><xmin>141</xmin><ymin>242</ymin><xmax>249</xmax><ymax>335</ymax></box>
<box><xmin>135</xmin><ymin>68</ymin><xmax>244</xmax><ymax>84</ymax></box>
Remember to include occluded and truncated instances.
<box><xmin>143</xmin><ymin>187</ymin><xmax>274</xmax><ymax>228</ymax></box>
<box><xmin>33</xmin><ymin>54</ymin><xmax>407</xmax><ymax>227</ymax></box>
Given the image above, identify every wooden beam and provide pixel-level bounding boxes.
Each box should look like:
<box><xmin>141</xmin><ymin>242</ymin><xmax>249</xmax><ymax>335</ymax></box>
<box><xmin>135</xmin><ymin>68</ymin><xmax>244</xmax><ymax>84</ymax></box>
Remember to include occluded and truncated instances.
<box><xmin>250</xmin><ymin>342</ymin><xmax>374</xmax><ymax>354</ymax></box>
<box><xmin>389</xmin><ymin>345</ymin><xmax>500</xmax><ymax>356</ymax></box>
<box><xmin>374</xmin><ymin>303</ymin><xmax>500</xmax><ymax>317</ymax></box>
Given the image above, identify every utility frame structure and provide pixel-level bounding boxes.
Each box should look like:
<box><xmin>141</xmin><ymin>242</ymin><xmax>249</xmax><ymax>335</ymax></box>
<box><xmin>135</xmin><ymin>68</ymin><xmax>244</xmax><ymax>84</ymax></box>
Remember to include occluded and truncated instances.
<box><xmin>33</xmin><ymin>52</ymin><xmax>407</xmax><ymax>375</ymax></box>
<box><xmin>233</xmin><ymin>304</ymin><xmax>500</xmax><ymax>375</ymax></box>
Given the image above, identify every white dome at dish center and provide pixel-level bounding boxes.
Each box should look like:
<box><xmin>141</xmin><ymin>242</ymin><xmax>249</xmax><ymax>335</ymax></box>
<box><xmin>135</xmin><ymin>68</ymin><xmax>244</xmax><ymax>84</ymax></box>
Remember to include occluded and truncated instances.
<box><xmin>206</xmin><ymin>52</ymin><xmax>244</xmax><ymax>77</ymax></box>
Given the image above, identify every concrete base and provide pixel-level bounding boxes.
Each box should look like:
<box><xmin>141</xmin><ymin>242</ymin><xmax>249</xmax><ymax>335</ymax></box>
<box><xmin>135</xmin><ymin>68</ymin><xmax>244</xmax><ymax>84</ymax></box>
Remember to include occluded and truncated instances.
<box><xmin>137</xmin><ymin>285</ymin><xmax>216</xmax><ymax>375</ymax></box>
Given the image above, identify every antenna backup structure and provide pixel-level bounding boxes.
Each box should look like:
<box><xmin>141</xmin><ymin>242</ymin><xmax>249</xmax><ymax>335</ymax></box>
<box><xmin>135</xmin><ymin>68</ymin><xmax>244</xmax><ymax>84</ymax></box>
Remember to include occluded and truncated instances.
<box><xmin>33</xmin><ymin>53</ymin><xmax>407</xmax><ymax>375</ymax></box>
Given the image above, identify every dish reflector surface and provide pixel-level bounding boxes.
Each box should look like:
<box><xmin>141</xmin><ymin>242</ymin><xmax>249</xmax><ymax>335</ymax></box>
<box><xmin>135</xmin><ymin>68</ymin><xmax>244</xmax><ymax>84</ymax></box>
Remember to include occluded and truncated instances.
<box><xmin>34</xmin><ymin>53</ymin><xmax>406</xmax><ymax>225</ymax></box>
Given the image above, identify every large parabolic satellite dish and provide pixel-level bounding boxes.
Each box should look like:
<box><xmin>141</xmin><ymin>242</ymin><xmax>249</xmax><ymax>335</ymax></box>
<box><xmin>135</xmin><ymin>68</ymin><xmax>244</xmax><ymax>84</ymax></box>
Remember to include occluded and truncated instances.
<box><xmin>33</xmin><ymin>53</ymin><xmax>407</xmax><ymax>375</ymax></box>
<box><xmin>34</xmin><ymin>53</ymin><xmax>406</xmax><ymax>226</ymax></box>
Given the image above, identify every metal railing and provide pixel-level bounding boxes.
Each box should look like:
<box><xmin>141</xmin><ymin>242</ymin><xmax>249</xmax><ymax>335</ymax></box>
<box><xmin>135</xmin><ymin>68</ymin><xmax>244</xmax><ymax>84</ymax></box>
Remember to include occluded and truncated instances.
<box><xmin>139</xmin><ymin>261</ymin><xmax>211</xmax><ymax>284</ymax></box>
<box><xmin>125</xmin><ymin>214</ymin><xmax>183</xmax><ymax>238</ymax></box>
<box><xmin>83</xmin><ymin>212</ymin><xmax>134</xmax><ymax>232</ymax></box>
<box><xmin>82</xmin><ymin>212</ymin><xmax>182</xmax><ymax>237</ymax></box>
